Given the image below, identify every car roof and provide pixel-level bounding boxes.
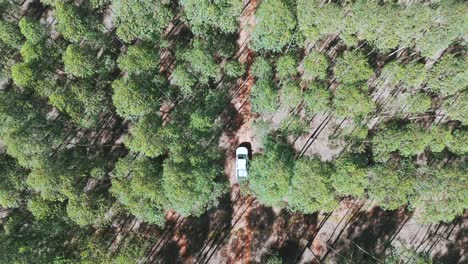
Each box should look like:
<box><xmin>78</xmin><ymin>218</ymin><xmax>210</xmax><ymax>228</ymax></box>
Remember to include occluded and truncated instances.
<box><xmin>237</xmin><ymin>159</ymin><xmax>247</xmax><ymax>169</ymax></box>
<box><xmin>236</xmin><ymin>147</ymin><xmax>248</xmax><ymax>155</ymax></box>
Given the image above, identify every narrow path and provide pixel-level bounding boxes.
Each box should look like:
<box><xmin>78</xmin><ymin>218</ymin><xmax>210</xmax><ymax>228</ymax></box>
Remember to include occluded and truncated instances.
<box><xmin>211</xmin><ymin>0</ymin><xmax>259</xmax><ymax>263</ymax></box>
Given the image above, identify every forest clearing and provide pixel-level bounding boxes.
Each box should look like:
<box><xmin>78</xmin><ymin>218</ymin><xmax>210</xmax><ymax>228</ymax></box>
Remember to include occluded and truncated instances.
<box><xmin>0</xmin><ymin>0</ymin><xmax>466</xmax><ymax>263</ymax></box>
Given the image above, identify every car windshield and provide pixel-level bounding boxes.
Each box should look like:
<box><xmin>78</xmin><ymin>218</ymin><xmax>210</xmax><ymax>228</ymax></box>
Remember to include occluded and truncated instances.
<box><xmin>237</xmin><ymin>154</ymin><xmax>247</xmax><ymax>159</ymax></box>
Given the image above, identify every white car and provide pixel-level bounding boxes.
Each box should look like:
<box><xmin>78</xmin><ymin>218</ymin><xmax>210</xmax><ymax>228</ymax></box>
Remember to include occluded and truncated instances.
<box><xmin>236</xmin><ymin>147</ymin><xmax>249</xmax><ymax>181</ymax></box>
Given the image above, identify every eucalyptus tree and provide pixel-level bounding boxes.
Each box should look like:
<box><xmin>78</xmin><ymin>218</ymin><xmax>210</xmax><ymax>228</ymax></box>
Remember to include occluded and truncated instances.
<box><xmin>251</xmin><ymin>0</ymin><xmax>296</xmax><ymax>52</ymax></box>
<box><xmin>331</xmin><ymin>153</ymin><xmax>369</xmax><ymax>198</ymax></box>
<box><xmin>251</xmin><ymin>80</ymin><xmax>278</xmax><ymax>114</ymax></box>
<box><xmin>54</xmin><ymin>2</ymin><xmax>102</xmax><ymax>42</ymax></box>
<box><xmin>180</xmin><ymin>0</ymin><xmax>243</xmax><ymax>34</ymax></box>
<box><xmin>276</xmin><ymin>54</ymin><xmax>297</xmax><ymax>79</ymax></box>
<box><xmin>248</xmin><ymin>136</ymin><xmax>294</xmax><ymax>208</ymax></box>
<box><xmin>111</xmin><ymin>155</ymin><xmax>167</xmax><ymax>225</ymax></box>
<box><xmin>287</xmin><ymin>157</ymin><xmax>338</xmax><ymax>214</ymax></box>
<box><xmin>112</xmin><ymin>0</ymin><xmax>173</xmax><ymax>42</ymax></box>
<box><xmin>63</xmin><ymin>44</ymin><xmax>98</xmax><ymax>78</ymax></box>
<box><xmin>49</xmin><ymin>80</ymin><xmax>110</xmax><ymax>128</ymax></box>
<box><xmin>368</xmin><ymin>161</ymin><xmax>416</xmax><ymax>211</ymax></box>
<box><xmin>0</xmin><ymin>154</ymin><xmax>28</xmax><ymax>208</ymax></box>
<box><xmin>442</xmin><ymin>92</ymin><xmax>468</xmax><ymax>124</ymax></box>
<box><xmin>302</xmin><ymin>50</ymin><xmax>329</xmax><ymax>81</ymax></box>
<box><xmin>410</xmin><ymin>164</ymin><xmax>468</xmax><ymax>223</ymax></box>
<box><xmin>427</xmin><ymin>54</ymin><xmax>467</xmax><ymax>96</ymax></box>
<box><xmin>372</xmin><ymin>121</ymin><xmax>453</xmax><ymax>162</ymax></box>
<box><xmin>117</xmin><ymin>43</ymin><xmax>159</xmax><ymax>74</ymax></box>
<box><xmin>303</xmin><ymin>82</ymin><xmax>332</xmax><ymax>115</ymax></box>
<box><xmin>334</xmin><ymin>51</ymin><xmax>373</xmax><ymax>85</ymax></box>
<box><xmin>251</xmin><ymin>57</ymin><xmax>273</xmax><ymax>80</ymax></box>
<box><xmin>112</xmin><ymin>74</ymin><xmax>164</xmax><ymax>118</ymax></box>
<box><xmin>161</xmin><ymin>160</ymin><xmax>226</xmax><ymax>217</ymax></box>
<box><xmin>0</xmin><ymin>20</ymin><xmax>21</xmax><ymax>49</ymax></box>
<box><xmin>333</xmin><ymin>85</ymin><xmax>375</xmax><ymax>120</ymax></box>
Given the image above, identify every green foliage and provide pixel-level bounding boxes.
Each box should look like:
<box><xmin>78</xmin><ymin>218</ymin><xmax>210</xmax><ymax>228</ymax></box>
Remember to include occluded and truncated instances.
<box><xmin>334</xmin><ymin>51</ymin><xmax>373</xmax><ymax>84</ymax></box>
<box><xmin>298</xmin><ymin>0</ymin><xmax>467</xmax><ymax>56</ymax></box>
<box><xmin>112</xmin><ymin>75</ymin><xmax>162</xmax><ymax>118</ymax></box>
<box><xmin>20</xmin><ymin>41</ymin><xmax>46</xmax><ymax>63</ymax></box>
<box><xmin>55</xmin><ymin>2</ymin><xmax>100</xmax><ymax>42</ymax></box>
<box><xmin>302</xmin><ymin>50</ymin><xmax>329</xmax><ymax>81</ymax></box>
<box><xmin>381</xmin><ymin>61</ymin><xmax>427</xmax><ymax>88</ymax></box>
<box><xmin>427</xmin><ymin>54</ymin><xmax>467</xmax><ymax>96</ymax></box>
<box><xmin>125</xmin><ymin>115</ymin><xmax>166</xmax><ymax>157</ymax></box>
<box><xmin>111</xmin><ymin>155</ymin><xmax>166</xmax><ymax>225</ymax></box>
<box><xmin>248</xmin><ymin>137</ymin><xmax>294</xmax><ymax>207</ymax></box>
<box><xmin>162</xmin><ymin>160</ymin><xmax>226</xmax><ymax>216</ymax></box>
<box><xmin>66</xmin><ymin>192</ymin><xmax>111</xmax><ymax>227</ymax></box>
<box><xmin>403</xmin><ymin>92</ymin><xmax>432</xmax><ymax>114</ymax></box>
<box><xmin>0</xmin><ymin>93</ymin><xmax>62</xmax><ymax>168</ymax></box>
<box><xmin>333</xmin><ymin>85</ymin><xmax>374</xmax><ymax>119</ymax></box>
<box><xmin>414</xmin><ymin>1</ymin><xmax>466</xmax><ymax>57</ymax></box>
<box><xmin>170</xmin><ymin>65</ymin><xmax>197</xmax><ymax>96</ymax></box>
<box><xmin>11</xmin><ymin>62</ymin><xmax>34</xmax><ymax>88</ymax></box>
<box><xmin>297</xmin><ymin>0</ymin><xmax>342</xmax><ymax>43</ymax></box>
<box><xmin>381</xmin><ymin>61</ymin><xmax>405</xmax><ymax>86</ymax></box>
<box><xmin>27</xmin><ymin>196</ymin><xmax>61</xmax><ymax>220</ymax></box>
<box><xmin>287</xmin><ymin>157</ymin><xmax>338</xmax><ymax>214</ymax></box>
<box><xmin>368</xmin><ymin>162</ymin><xmax>415</xmax><ymax>210</ymax></box>
<box><xmin>372</xmin><ymin>122</ymin><xmax>454</xmax><ymax>161</ymax></box>
<box><xmin>0</xmin><ymin>211</ymin><xmax>85</xmax><ymax>263</ymax></box>
<box><xmin>0</xmin><ymin>154</ymin><xmax>27</xmax><ymax>208</ymax></box>
<box><xmin>224</xmin><ymin>60</ymin><xmax>245</xmax><ymax>78</ymax></box>
<box><xmin>49</xmin><ymin>80</ymin><xmax>109</xmax><ymax>128</ymax></box>
<box><xmin>117</xmin><ymin>44</ymin><xmax>159</xmax><ymax>74</ymax></box>
<box><xmin>112</xmin><ymin>0</ymin><xmax>173</xmax><ymax>42</ymax></box>
<box><xmin>303</xmin><ymin>83</ymin><xmax>331</xmax><ymax>114</ymax></box>
<box><xmin>251</xmin><ymin>0</ymin><xmax>296</xmax><ymax>52</ymax></box>
<box><xmin>180</xmin><ymin>39</ymin><xmax>221</xmax><ymax>84</ymax></box>
<box><xmin>80</xmin><ymin>239</ymin><xmax>149</xmax><ymax>264</ymax></box>
<box><xmin>281</xmin><ymin>81</ymin><xmax>302</xmax><ymax>108</ymax></box>
<box><xmin>251</xmin><ymin>57</ymin><xmax>273</xmax><ymax>79</ymax></box>
<box><xmin>252</xmin><ymin>119</ymin><xmax>273</xmax><ymax>145</ymax></box>
<box><xmin>331</xmin><ymin>154</ymin><xmax>369</xmax><ymax>198</ymax></box>
<box><xmin>19</xmin><ymin>17</ymin><xmax>47</xmax><ymax>44</ymax></box>
<box><xmin>89</xmin><ymin>0</ymin><xmax>110</xmax><ymax>9</ymax></box>
<box><xmin>447</xmin><ymin>128</ymin><xmax>467</xmax><ymax>156</ymax></box>
<box><xmin>180</xmin><ymin>0</ymin><xmax>243</xmax><ymax>34</ymax></box>
<box><xmin>251</xmin><ymin>80</ymin><xmax>278</xmax><ymax>113</ymax></box>
<box><xmin>410</xmin><ymin>165</ymin><xmax>467</xmax><ymax>223</ymax></box>
<box><xmin>265</xmin><ymin>253</ymin><xmax>284</xmax><ymax>264</ymax></box>
<box><xmin>0</xmin><ymin>20</ymin><xmax>22</xmax><ymax>49</ymax></box>
<box><xmin>276</xmin><ymin>55</ymin><xmax>297</xmax><ymax>79</ymax></box>
<box><xmin>442</xmin><ymin>92</ymin><xmax>468</xmax><ymax>123</ymax></box>
<box><xmin>63</xmin><ymin>44</ymin><xmax>98</xmax><ymax>78</ymax></box>
<box><xmin>26</xmin><ymin>149</ymin><xmax>96</xmax><ymax>202</ymax></box>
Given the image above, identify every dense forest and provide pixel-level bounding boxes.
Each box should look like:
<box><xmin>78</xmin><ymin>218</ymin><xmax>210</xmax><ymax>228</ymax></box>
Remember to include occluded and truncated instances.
<box><xmin>0</xmin><ymin>0</ymin><xmax>466</xmax><ymax>263</ymax></box>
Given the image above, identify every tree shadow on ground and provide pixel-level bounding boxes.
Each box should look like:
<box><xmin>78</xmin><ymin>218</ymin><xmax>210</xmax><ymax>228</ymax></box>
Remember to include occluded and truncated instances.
<box><xmin>256</xmin><ymin>211</ymin><xmax>318</xmax><ymax>264</ymax></box>
<box><xmin>195</xmin><ymin>193</ymin><xmax>234</xmax><ymax>254</ymax></box>
<box><xmin>180</xmin><ymin>213</ymin><xmax>211</xmax><ymax>256</ymax></box>
<box><xmin>334</xmin><ymin>206</ymin><xmax>404</xmax><ymax>259</ymax></box>
<box><xmin>155</xmin><ymin>239</ymin><xmax>180</xmax><ymax>264</ymax></box>
<box><xmin>248</xmin><ymin>205</ymin><xmax>276</xmax><ymax>250</ymax></box>
<box><xmin>183</xmin><ymin>192</ymin><xmax>234</xmax><ymax>258</ymax></box>
<box><xmin>433</xmin><ymin>216</ymin><xmax>467</xmax><ymax>264</ymax></box>
<box><xmin>222</xmin><ymin>101</ymin><xmax>246</xmax><ymax>139</ymax></box>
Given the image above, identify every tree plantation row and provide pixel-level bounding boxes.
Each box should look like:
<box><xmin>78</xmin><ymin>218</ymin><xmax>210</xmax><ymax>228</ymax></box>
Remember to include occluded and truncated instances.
<box><xmin>0</xmin><ymin>0</ymin><xmax>466</xmax><ymax>263</ymax></box>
